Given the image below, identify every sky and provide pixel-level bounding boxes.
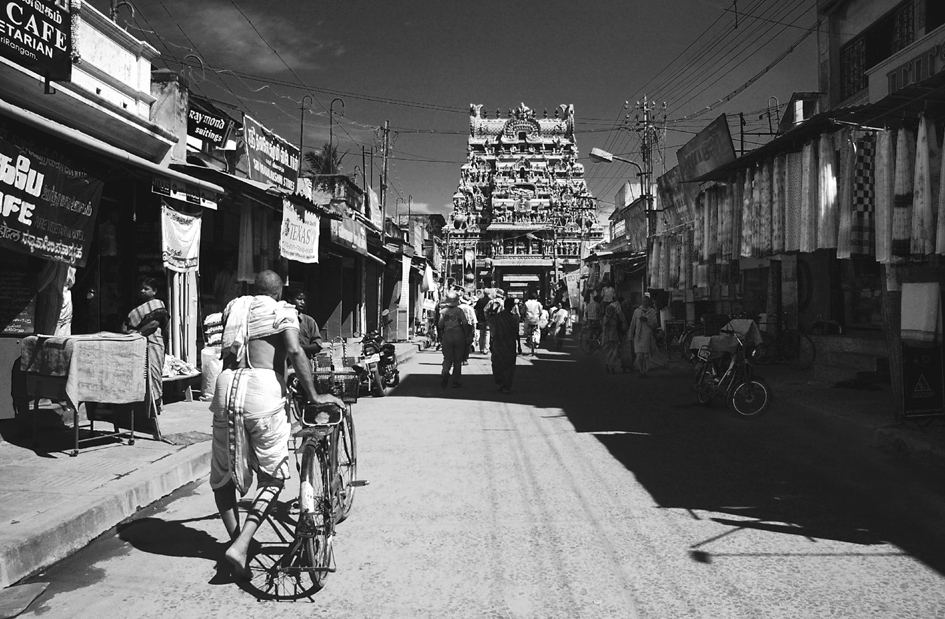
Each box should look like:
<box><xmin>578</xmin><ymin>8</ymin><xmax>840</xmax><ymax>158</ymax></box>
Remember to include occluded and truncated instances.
<box><xmin>89</xmin><ymin>0</ymin><xmax>820</xmax><ymax>218</ymax></box>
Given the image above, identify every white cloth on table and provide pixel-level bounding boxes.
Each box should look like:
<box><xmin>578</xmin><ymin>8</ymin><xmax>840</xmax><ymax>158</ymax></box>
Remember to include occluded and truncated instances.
<box><xmin>901</xmin><ymin>282</ymin><xmax>942</xmax><ymax>346</ymax></box>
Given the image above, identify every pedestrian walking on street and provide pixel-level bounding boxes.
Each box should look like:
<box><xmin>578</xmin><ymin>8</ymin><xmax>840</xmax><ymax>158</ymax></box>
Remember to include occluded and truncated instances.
<box><xmin>523</xmin><ymin>293</ymin><xmax>543</xmax><ymax>356</ymax></box>
<box><xmin>550</xmin><ymin>304</ymin><xmax>570</xmax><ymax>351</ymax></box>
<box><xmin>629</xmin><ymin>294</ymin><xmax>658</xmax><ymax>378</ymax></box>
<box><xmin>458</xmin><ymin>294</ymin><xmax>477</xmax><ymax>363</ymax></box>
<box><xmin>601</xmin><ymin>299</ymin><xmax>627</xmax><ymax>373</ymax></box>
<box><xmin>438</xmin><ymin>290</ymin><xmax>470</xmax><ymax>388</ymax></box>
<box><xmin>489</xmin><ymin>296</ymin><xmax>519</xmax><ymax>393</ymax></box>
<box><xmin>474</xmin><ymin>289</ymin><xmax>491</xmax><ymax>354</ymax></box>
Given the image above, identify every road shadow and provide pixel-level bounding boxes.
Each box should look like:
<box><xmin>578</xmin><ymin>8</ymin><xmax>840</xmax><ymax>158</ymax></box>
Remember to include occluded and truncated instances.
<box><xmin>394</xmin><ymin>333</ymin><xmax>945</xmax><ymax>576</ymax></box>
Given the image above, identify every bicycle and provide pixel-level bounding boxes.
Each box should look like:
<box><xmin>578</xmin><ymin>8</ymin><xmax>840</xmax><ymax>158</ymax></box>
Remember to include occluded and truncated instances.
<box><xmin>694</xmin><ymin>328</ymin><xmax>772</xmax><ymax>418</ymax></box>
<box><xmin>269</xmin><ymin>373</ymin><xmax>361</xmax><ymax>593</ymax></box>
<box><xmin>579</xmin><ymin>321</ymin><xmax>602</xmax><ymax>354</ymax></box>
<box><xmin>755</xmin><ymin>312</ymin><xmax>816</xmax><ymax>370</ymax></box>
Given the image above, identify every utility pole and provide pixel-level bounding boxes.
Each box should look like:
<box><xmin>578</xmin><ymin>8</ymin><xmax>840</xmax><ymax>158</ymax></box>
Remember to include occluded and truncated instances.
<box><xmin>380</xmin><ymin>120</ymin><xmax>390</xmax><ymax>242</ymax></box>
<box><xmin>632</xmin><ymin>95</ymin><xmax>664</xmax><ymax>296</ymax></box>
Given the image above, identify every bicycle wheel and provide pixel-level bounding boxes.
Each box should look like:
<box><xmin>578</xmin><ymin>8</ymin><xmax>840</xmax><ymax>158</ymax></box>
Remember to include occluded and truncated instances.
<box><xmin>728</xmin><ymin>379</ymin><xmax>772</xmax><ymax>418</ymax></box>
<box><xmin>297</xmin><ymin>441</ymin><xmax>332</xmax><ymax>589</ymax></box>
<box><xmin>779</xmin><ymin>330</ymin><xmax>816</xmax><ymax>370</ymax></box>
<box><xmin>753</xmin><ymin>330</ymin><xmax>777</xmax><ymax>365</ymax></box>
<box><xmin>694</xmin><ymin>363</ymin><xmax>715</xmax><ymax>406</ymax></box>
<box><xmin>680</xmin><ymin>327</ymin><xmax>702</xmax><ymax>364</ymax></box>
<box><xmin>335</xmin><ymin>405</ymin><xmax>357</xmax><ymax>523</ymax></box>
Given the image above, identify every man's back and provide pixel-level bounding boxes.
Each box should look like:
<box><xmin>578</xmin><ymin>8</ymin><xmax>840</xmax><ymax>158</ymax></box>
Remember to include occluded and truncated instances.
<box><xmin>524</xmin><ymin>299</ymin><xmax>542</xmax><ymax>325</ymax></box>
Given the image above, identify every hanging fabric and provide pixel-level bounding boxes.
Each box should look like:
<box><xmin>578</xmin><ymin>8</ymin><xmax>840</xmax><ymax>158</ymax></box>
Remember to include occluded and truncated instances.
<box><xmin>784</xmin><ymin>151</ymin><xmax>803</xmax><ymax>251</ymax></box>
<box><xmin>237</xmin><ymin>200</ymin><xmax>255</xmax><ymax>282</ymax></box>
<box><xmin>721</xmin><ymin>183</ymin><xmax>734</xmax><ymax>261</ymax></box>
<box><xmin>837</xmin><ymin>129</ymin><xmax>855</xmax><ymax>259</ymax></box>
<box><xmin>669</xmin><ymin>233</ymin><xmax>680</xmax><ymax>289</ymax></box>
<box><xmin>741</xmin><ymin>170</ymin><xmax>753</xmax><ymax>258</ymax></box>
<box><xmin>760</xmin><ymin>159</ymin><xmax>773</xmax><ymax>257</ymax></box>
<box><xmin>751</xmin><ymin>166</ymin><xmax>763</xmax><ymax>257</ymax></box>
<box><xmin>706</xmin><ymin>188</ymin><xmax>717</xmax><ymax>261</ymax></box>
<box><xmin>694</xmin><ymin>193</ymin><xmax>704</xmax><ymax>263</ymax></box>
<box><xmin>679</xmin><ymin>228</ymin><xmax>689</xmax><ymax>289</ymax></box>
<box><xmin>937</xmin><ymin>127</ymin><xmax>945</xmax><ymax>254</ymax></box>
<box><xmin>649</xmin><ymin>236</ymin><xmax>661</xmax><ymax>289</ymax></box>
<box><xmin>817</xmin><ymin>133</ymin><xmax>839</xmax><ymax>249</ymax></box>
<box><xmin>161</xmin><ymin>201</ymin><xmax>202</xmax><ymax>273</ymax></box>
<box><xmin>912</xmin><ymin>115</ymin><xmax>939</xmax><ymax>256</ymax></box>
<box><xmin>851</xmin><ymin>131</ymin><xmax>876</xmax><ymax>256</ymax></box>
<box><xmin>732</xmin><ymin>171</ymin><xmax>743</xmax><ymax>259</ymax></box>
<box><xmin>800</xmin><ymin>141</ymin><xmax>817</xmax><ymax>253</ymax></box>
<box><xmin>660</xmin><ymin>234</ymin><xmax>671</xmax><ymax>290</ymax></box>
<box><xmin>772</xmin><ymin>155</ymin><xmax>785</xmax><ymax>254</ymax></box>
<box><xmin>892</xmin><ymin>127</ymin><xmax>915</xmax><ymax>258</ymax></box>
<box><xmin>875</xmin><ymin>130</ymin><xmax>896</xmax><ymax>262</ymax></box>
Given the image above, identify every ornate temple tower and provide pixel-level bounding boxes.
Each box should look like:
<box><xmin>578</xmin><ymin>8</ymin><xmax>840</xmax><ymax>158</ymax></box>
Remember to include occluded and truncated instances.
<box><xmin>446</xmin><ymin>103</ymin><xmax>602</xmax><ymax>299</ymax></box>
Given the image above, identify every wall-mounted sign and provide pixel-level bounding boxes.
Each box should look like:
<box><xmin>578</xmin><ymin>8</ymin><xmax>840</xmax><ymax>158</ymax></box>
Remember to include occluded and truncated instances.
<box><xmin>280</xmin><ymin>199</ymin><xmax>320</xmax><ymax>263</ymax></box>
<box><xmin>152</xmin><ymin>175</ymin><xmax>217</xmax><ymax>210</ymax></box>
<box><xmin>187</xmin><ymin>106</ymin><xmax>229</xmax><ymax>147</ymax></box>
<box><xmin>329</xmin><ymin>217</ymin><xmax>366</xmax><ymax>255</ymax></box>
<box><xmin>0</xmin><ymin>0</ymin><xmax>72</xmax><ymax>82</ymax></box>
<box><xmin>242</xmin><ymin>113</ymin><xmax>299</xmax><ymax>193</ymax></box>
<box><xmin>675</xmin><ymin>114</ymin><xmax>735</xmax><ymax>207</ymax></box>
<box><xmin>0</xmin><ymin>118</ymin><xmax>102</xmax><ymax>266</ymax></box>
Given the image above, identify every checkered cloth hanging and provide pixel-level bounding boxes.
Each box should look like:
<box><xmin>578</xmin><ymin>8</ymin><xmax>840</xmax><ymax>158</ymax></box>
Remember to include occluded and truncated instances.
<box><xmin>851</xmin><ymin>131</ymin><xmax>876</xmax><ymax>256</ymax></box>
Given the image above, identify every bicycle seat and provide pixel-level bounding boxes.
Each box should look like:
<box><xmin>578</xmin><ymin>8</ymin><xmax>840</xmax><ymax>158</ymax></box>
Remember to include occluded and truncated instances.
<box><xmin>298</xmin><ymin>402</ymin><xmax>344</xmax><ymax>427</ymax></box>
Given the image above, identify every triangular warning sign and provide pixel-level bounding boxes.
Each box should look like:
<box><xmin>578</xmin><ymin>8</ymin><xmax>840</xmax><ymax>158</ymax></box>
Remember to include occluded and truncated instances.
<box><xmin>913</xmin><ymin>374</ymin><xmax>933</xmax><ymax>396</ymax></box>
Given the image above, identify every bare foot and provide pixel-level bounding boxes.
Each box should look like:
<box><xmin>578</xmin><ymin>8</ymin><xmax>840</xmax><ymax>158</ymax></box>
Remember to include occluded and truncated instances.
<box><xmin>225</xmin><ymin>545</ymin><xmax>252</xmax><ymax>580</ymax></box>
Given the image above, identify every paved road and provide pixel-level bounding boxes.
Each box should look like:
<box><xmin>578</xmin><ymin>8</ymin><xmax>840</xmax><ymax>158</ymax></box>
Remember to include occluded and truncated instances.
<box><xmin>21</xmin><ymin>338</ymin><xmax>945</xmax><ymax>618</ymax></box>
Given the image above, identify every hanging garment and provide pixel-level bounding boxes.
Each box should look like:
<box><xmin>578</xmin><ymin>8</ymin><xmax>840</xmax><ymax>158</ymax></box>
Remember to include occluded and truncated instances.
<box><xmin>817</xmin><ymin>134</ymin><xmax>839</xmax><ymax>249</ymax></box>
<box><xmin>836</xmin><ymin>129</ymin><xmax>855</xmax><ymax>260</ymax></box>
<box><xmin>721</xmin><ymin>183</ymin><xmax>734</xmax><ymax>261</ymax></box>
<box><xmin>669</xmin><ymin>234</ymin><xmax>679</xmax><ymax>289</ymax></box>
<box><xmin>760</xmin><ymin>160</ymin><xmax>773</xmax><ymax>256</ymax></box>
<box><xmin>707</xmin><ymin>188</ymin><xmax>718</xmax><ymax>260</ymax></box>
<box><xmin>679</xmin><ymin>228</ymin><xmax>690</xmax><ymax>289</ymax></box>
<box><xmin>892</xmin><ymin>127</ymin><xmax>915</xmax><ymax>258</ymax></box>
<box><xmin>649</xmin><ymin>236</ymin><xmax>661</xmax><ymax>289</ymax></box>
<box><xmin>800</xmin><ymin>141</ymin><xmax>817</xmax><ymax>253</ymax></box>
<box><xmin>785</xmin><ymin>151</ymin><xmax>803</xmax><ymax>251</ymax></box>
<box><xmin>875</xmin><ymin>130</ymin><xmax>895</xmax><ymax>263</ymax></box>
<box><xmin>772</xmin><ymin>155</ymin><xmax>785</xmax><ymax>254</ymax></box>
<box><xmin>660</xmin><ymin>234</ymin><xmax>671</xmax><ymax>290</ymax></box>
<box><xmin>694</xmin><ymin>193</ymin><xmax>703</xmax><ymax>263</ymax></box>
<box><xmin>937</xmin><ymin>127</ymin><xmax>945</xmax><ymax>254</ymax></box>
<box><xmin>912</xmin><ymin>116</ymin><xmax>939</xmax><ymax>256</ymax></box>
<box><xmin>741</xmin><ymin>171</ymin><xmax>753</xmax><ymax>258</ymax></box>
<box><xmin>851</xmin><ymin>131</ymin><xmax>876</xmax><ymax>256</ymax></box>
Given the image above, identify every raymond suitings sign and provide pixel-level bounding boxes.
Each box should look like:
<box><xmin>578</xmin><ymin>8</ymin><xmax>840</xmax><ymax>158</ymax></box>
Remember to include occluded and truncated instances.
<box><xmin>0</xmin><ymin>0</ymin><xmax>72</xmax><ymax>81</ymax></box>
<box><xmin>675</xmin><ymin>113</ymin><xmax>736</xmax><ymax>205</ymax></box>
<box><xmin>242</xmin><ymin>113</ymin><xmax>299</xmax><ymax>194</ymax></box>
<box><xmin>187</xmin><ymin>105</ymin><xmax>229</xmax><ymax>147</ymax></box>
<box><xmin>0</xmin><ymin>118</ymin><xmax>102</xmax><ymax>266</ymax></box>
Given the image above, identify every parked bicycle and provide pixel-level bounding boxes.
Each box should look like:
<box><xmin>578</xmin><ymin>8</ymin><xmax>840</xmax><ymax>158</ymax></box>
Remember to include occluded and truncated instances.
<box><xmin>693</xmin><ymin>327</ymin><xmax>772</xmax><ymax>418</ymax></box>
<box><xmin>755</xmin><ymin>312</ymin><xmax>816</xmax><ymax>370</ymax></box>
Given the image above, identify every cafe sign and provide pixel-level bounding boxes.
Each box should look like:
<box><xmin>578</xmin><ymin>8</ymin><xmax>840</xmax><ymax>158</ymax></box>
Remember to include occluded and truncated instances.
<box><xmin>242</xmin><ymin>113</ymin><xmax>299</xmax><ymax>194</ymax></box>
<box><xmin>0</xmin><ymin>0</ymin><xmax>73</xmax><ymax>82</ymax></box>
<box><xmin>0</xmin><ymin>118</ymin><xmax>102</xmax><ymax>266</ymax></box>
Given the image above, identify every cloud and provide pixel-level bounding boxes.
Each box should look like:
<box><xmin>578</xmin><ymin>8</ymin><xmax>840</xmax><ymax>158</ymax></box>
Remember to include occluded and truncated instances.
<box><xmin>164</xmin><ymin>1</ymin><xmax>344</xmax><ymax>74</ymax></box>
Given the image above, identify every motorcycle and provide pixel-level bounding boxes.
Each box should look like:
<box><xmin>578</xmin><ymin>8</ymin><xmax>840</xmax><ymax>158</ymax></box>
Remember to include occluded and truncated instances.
<box><xmin>693</xmin><ymin>327</ymin><xmax>772</xmax><ymax>418</ymax></box>
<box><xmin>362</xmin><ymin>330</ymin><xmax>400</xmax><ymax>393</ymax></box>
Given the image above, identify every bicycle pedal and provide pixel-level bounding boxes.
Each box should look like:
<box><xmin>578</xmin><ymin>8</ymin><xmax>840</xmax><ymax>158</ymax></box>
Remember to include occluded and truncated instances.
<box><xmin>350</xmin><ymin>479</ymin><xmax>370</xmax><ymax>487</ymax></box>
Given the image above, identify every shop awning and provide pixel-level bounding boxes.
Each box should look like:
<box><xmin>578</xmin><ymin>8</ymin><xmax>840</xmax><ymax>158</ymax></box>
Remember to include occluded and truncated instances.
<box><xmin>0</xmin><ymin>97</ymin><xmax>224</xmax><ymax>201</ymax></box>
<box><xmin>170</xmin><ymin>163</ymin><xmax>289</xmax><ymax>207</ymax></box>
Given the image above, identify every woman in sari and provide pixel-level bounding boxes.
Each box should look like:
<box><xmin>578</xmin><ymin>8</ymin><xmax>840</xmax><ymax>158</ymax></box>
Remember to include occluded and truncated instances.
<box><xmin>489</xmin><ymin>297</ymin><xmax>519</xmax><ymax>393</ymax></box>
<box><xmin>629</xmin><ymin>294</ymin><xmax>658</xmax><ymax>378</ymax></box>
<box><xmin>123</xmin><ymin>277</ymin><xmax>168</xmax><ymax>416</ymax></box>
<box><xmin>600</xmin><ymin>300</ymin><xmax>626</xmax><ymax>374</ymax></box>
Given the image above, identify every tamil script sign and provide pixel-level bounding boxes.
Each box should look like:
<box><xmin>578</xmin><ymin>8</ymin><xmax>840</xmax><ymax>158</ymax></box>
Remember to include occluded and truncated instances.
<box><xmin>676</xmin><ymin>114</ymin><xmax>736</xmax><ymax>205</ymax></box>
<box><xmin>329</xmin><ymin>216</ymin><xmax>367</xmax><ymax>255</ymax></box>
<box><xmin>280</xmin><ymin>199</ymin><xmax>320</xmax><ymax>263</ymax></box>
<box><xmin>0</xmin><ymin>118</ymin><xmax>102</xmax><ymax>266</ymax></box>
<box><xmin>0</xmin><ymin>0</ymin><xmax>72</xmax><ymax>82</ymax></box>
<box><xmin>656</xmin><ymin>166</ymin><xmax>692</xmax><ymax>227</ymax></box>
<box><xmin>187</xmin><ymin>105</ymin><xmax>229</xmax><ymax>147</ymax></box>
<box><xmin>152</xmin><ymin>175</ymin><xmax>217</xmax><ymax>210</ymax></box>
<box><xmin>242</xmin><ymin>114</ymin><xmax>299</xmax><ymax>193</ymax></box>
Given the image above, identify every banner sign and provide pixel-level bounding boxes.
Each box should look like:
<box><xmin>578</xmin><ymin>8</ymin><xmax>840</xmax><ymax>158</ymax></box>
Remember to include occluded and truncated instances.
<box><xmin>280</xmin><ymin>199</ymin><xmax>320</xmax><ymax>263</ymax></box>
<box><xmin>329</xmin><ymin>216</ymin><xmax>367</xmax><ymax>255</ymax></box>
<box><xmin>242</xmin><ymin>113</ymin><xmax>299</xmax><ymax>193</ymax></box>
<box><xmin>161</xmin><ymin>201</ymin><xmax>201</xmax><ymax>272</ymax></box>
<box><xmin>626</xmin><ymin>198</ymin><xmax>647</xmax><ymax>252</ymax></box>
<box><xmin>367</xmin><ymin>187</ymin><xmax>382</xmax><ymax>229</ymax></box>
<box><xmin>656</xmin><ymin>166</ymin><xmax>692</xmax><ymax>226</ymax></box>
<box><xmin>0</xmin><ymin>0</ymin><xmax>72</xmax><ymax>82</ymax></box>
<box><xmin>0</xmin><ymin>119</ymin><xmax>102</xmax><ymax>266</ymax></box>
<box><xmin>400</xmin><ymin>255</ymin><xmax>411</xmax><ymax>310</ymax></box>
<box><xmin>187</xmin><ymin>105</ymin><xmax>229</xmax><ymax>147</ymax></box>
<box><xmin>676</xmin><ymin>113</ymin><xmax>736</xmax><ymax>205</ymax></box>
<box><xmin>152</xmin><ymin>175</ymin><xmax>217</xmax><ymax>210</ymax></box>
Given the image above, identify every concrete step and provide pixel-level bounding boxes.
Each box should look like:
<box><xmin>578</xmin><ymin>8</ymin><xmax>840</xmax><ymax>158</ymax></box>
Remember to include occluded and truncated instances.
<box><xmin>825</xmin><ymin>350</ymin><xmax>886</xmax><ymax>373</ymax></box>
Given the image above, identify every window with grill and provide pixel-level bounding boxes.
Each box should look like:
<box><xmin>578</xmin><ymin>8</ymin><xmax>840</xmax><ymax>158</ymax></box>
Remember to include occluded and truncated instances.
<box><xmin>838</xmin><ymin>1</ymin><xmax>915</xmax><ymax>101</ymax></box>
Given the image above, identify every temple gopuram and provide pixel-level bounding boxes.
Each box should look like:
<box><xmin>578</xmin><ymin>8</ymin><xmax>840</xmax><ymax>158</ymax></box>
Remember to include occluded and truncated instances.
<box><xmin>446</xmin><ymin>103</ymin><xmax>602</xmax><ymax>300</ymax></box>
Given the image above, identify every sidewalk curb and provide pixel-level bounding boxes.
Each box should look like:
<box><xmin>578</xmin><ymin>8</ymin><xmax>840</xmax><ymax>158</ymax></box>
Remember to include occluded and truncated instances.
<box><xmin>0</xmin><ymin>442</ymin><xmax>211</xmax><ymax>588</ymax></box>
<box><xmin>394</xmin><ymin>338</ymin><xmax>431</xmax><ymax>365</ymax></box>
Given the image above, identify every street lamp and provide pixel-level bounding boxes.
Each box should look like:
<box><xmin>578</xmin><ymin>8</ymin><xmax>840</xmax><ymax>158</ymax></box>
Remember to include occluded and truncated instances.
<box><xmin>329</xmin><ymin>97</ymin><xmax>345</xmax><ymax>150</ymax></box>
<box><xmin>589</xmin><ymin>147</ymin><xmax>650</xmax><ymax>296</ymax></box>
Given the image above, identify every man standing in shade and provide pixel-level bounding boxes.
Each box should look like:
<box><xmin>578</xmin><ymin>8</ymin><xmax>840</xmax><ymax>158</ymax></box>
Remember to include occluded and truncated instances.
<box><xmin>285</xmin><ymin>288</ymin><xmax>324</xmax><ymax>356</ymax></box>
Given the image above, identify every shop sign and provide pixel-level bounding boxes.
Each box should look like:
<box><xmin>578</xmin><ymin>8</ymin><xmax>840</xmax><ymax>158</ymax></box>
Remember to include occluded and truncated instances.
<box><xmin>0</xmin><ymin>120</ymin><xmax>102</xmax><ymax>266</ymax></box>
<box><xmin>675</xmin><ymin>114</ymin><xmax>735</xmax><ymax>207</ymax></box>
<box><xmin>329</xmin><ymin>216</ymin><xmax>366</xmax><ymax>254</ymax></box>
<box><xmin>280</xmin><ymin>199</ymin><xmax>320</xmax><ymax>263</ymax></box>
<box><xmin>366</xmin><ymin>187</ymin><xmax>383</xmax><ymax>229</ymax></box>
<box><xmin>187</xmin><ymin>105</ymin><xmax>230</xmax><ymax>147</ymax></box>
<box><xmin>161</xmin><ymin>201</ymin><xmax>201</xmax><ymax>272</ymax></box>
<box><xmin>657</xmin><ymin>166</ymin><xmax>691</xmax><ymax>226</ymax></box>
<box><xmin>152</xmin><ymin>175</ymin><xmax>217</xmax><ymax>210</ymax></box>
<box><xmin>242</xmin><ymin>113</ymin><xmax>299</xmax><ymax>194</ymax></box>
<box><xmin>0</xmin><ymin>0</ymin><xmax>72</xmax><ymax>82</ymax></box>
<box><xmin>901</xmin><ymin>344</ymin><xmax>945</xmax><ymax>418</ymax></box>
<box><xmin>625</xmin><ymin>198</ymin><xmax>647</xmax><ymax>252</ymax></box>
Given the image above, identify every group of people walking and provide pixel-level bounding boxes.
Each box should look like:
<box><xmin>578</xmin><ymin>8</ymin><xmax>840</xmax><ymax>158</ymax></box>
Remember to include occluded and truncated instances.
<box><xmin>584</xmin><ymin>280</ymin><xmax>660</xmax><ymax>377</ymax></box>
